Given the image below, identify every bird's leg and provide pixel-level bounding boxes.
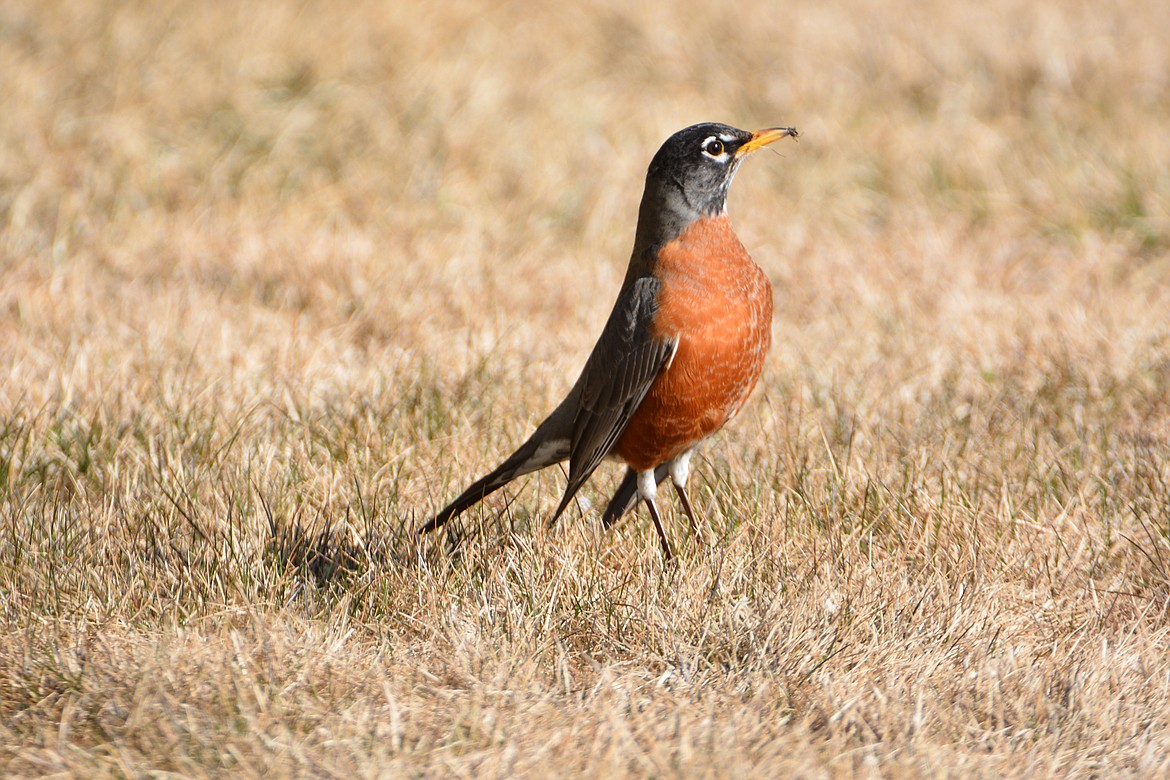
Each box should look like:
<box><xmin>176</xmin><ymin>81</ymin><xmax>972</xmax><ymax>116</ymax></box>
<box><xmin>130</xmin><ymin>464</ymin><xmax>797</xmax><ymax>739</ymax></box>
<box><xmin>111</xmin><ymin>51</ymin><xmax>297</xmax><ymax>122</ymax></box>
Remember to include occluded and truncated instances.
<box><xmin>643</xmin><ymin>498</ymin><xmax>673</xmax><ymax>561</ymax></box>
<box><xmin>672</xmin><ymin>482</ymin><xmax>702</xmax><ymax>539</ymax></box>
<box><xmin>668</xmin><ymin>451</ymin><xmax>707</xmax><ymax>544</ymax></box>
<box><xmin>637</xmin><ymin>469</ymin><xmax>674</xmax><ymax>560</ymax></box>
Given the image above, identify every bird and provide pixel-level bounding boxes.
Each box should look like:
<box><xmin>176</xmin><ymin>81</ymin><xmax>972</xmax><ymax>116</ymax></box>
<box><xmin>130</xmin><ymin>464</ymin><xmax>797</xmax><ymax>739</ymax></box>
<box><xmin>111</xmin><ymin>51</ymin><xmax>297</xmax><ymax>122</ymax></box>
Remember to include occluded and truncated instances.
<box><xmin>420</xmin><ymin>122</ymin><xmax>798</xmax><ymax>559</ymax></box>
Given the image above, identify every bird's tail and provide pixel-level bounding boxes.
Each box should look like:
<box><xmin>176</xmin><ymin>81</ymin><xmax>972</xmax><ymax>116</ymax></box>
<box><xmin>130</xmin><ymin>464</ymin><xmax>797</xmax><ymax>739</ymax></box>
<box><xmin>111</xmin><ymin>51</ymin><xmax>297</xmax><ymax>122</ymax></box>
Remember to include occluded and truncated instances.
<box><xmin>420</xmin><ymin>435</ymin><xmax>570</xmax><ymax>534</ymax></box>
<box><xmin>600</xmin><ymin>464</ymin><xmax>669</xmax><ymax>527</ymax></box>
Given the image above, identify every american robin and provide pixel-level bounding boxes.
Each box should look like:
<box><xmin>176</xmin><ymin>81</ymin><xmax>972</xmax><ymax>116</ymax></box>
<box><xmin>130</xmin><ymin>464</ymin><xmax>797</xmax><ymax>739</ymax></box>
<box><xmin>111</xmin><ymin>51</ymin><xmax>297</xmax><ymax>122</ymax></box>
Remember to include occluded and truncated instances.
<box><xmin>420</xmin><ymin>122</ymin><xmax>798</xmax><ymax>558</ymax></box>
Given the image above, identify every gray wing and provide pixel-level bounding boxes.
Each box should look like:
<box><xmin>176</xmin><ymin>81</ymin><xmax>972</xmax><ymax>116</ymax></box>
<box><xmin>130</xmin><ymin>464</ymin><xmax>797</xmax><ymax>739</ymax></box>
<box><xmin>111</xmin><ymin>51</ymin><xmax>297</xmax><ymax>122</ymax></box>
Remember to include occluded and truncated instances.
<box><xmin>549</xmin><ymin>275</ymin><xmax>677</xmax><ymax>523</ymax></box>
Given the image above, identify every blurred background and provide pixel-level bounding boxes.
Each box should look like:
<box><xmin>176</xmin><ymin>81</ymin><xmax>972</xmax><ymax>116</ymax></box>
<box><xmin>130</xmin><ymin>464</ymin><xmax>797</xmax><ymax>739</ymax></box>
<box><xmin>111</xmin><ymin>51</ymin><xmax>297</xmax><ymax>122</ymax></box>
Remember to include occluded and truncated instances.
<box><xmin>4</xmin><ymin>0</ymin><xmax>1167</xmax><ymax>404</ymax></box>
<box><xmin>2</xmin><ymin>0</ymin><xmax>1170</xmax><ymax>549</ymax></box>
<box><xmin>3</xmin><ymin>1</ymin><xmax>1170</xmax><ymax>772</ymax></box>
<box><xmin>4</xmin><ymin>0</ymin><xmax>1170</xmax><ymax>542</ymax></box>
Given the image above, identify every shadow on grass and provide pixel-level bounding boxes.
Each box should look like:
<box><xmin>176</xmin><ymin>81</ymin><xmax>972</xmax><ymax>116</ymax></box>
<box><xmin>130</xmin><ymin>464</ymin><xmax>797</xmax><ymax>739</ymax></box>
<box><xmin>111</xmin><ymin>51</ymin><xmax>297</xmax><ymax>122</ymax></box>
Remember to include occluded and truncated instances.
<box><xmin>257</xmin><ymin>488</ymin><xmax>503</xmax><ymax>588</ymax></box>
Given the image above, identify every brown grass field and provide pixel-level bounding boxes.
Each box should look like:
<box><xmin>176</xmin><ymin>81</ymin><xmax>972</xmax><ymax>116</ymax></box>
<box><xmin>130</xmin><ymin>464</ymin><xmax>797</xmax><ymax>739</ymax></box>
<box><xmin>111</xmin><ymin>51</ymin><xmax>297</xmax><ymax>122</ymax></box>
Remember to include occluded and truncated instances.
<box><xmin>3</xmin><ymin>0</ymin><xmax>1170</xmax><ymax>775</ymax></box>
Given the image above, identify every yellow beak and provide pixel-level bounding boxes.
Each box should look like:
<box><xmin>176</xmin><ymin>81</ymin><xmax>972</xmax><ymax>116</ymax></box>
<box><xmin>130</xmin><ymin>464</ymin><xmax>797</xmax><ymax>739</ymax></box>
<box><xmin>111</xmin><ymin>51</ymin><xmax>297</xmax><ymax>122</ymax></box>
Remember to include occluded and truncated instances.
<box><xmin>736</xmin><ymin>126</ymin><xmax>799</xmax><ymax>157</ymax></box>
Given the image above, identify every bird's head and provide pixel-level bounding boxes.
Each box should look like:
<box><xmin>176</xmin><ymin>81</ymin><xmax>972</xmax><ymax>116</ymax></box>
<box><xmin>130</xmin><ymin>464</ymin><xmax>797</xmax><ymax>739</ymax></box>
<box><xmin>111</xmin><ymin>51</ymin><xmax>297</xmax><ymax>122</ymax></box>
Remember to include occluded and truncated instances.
<box><xmin>636</xmin><ymin>122</ymin><xmax>798</xmax><ymax>252</ymax></box>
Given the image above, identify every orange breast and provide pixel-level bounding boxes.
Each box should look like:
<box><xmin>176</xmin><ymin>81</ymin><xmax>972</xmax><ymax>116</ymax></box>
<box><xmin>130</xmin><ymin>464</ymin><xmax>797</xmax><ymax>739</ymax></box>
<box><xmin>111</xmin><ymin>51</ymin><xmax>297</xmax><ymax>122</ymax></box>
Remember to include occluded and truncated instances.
<box><xmin>615</xmin><ymin>215</ymin><xmax>773</xmax><ymax>472</ymax></box>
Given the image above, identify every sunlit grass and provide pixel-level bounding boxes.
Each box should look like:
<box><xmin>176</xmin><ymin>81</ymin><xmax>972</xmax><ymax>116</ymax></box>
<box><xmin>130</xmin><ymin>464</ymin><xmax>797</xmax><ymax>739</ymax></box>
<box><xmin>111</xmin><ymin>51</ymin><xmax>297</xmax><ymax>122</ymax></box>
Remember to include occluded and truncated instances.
<box><xmin>2</xmin><ymin>0</ymin><xmax>1170</xmax><ymax>775</ymax></box>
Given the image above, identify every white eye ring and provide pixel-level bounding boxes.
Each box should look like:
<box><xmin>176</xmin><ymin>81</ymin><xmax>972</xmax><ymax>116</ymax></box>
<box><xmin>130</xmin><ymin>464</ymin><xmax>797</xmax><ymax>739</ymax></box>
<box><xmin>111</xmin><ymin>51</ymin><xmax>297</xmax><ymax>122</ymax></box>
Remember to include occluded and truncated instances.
<box><xmin>702</xmin><ymin>138</ymin><xmax>726</xmax><ymax>157</ymax></box>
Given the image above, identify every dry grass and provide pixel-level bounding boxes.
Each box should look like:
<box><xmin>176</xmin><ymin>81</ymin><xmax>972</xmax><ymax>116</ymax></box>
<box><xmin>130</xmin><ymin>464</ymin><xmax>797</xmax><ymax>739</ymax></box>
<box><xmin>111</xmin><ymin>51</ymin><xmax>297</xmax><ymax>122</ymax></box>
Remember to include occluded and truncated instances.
<box><xmin>3</xmin><ymin>0</ymin><xmax>1170</xmax><ymax>775</ymax></box>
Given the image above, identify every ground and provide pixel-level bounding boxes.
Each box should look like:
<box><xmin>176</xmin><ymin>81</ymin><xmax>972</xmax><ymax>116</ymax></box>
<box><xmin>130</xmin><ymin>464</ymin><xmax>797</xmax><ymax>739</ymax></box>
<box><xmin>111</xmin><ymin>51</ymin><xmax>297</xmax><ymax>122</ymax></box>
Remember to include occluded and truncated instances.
<box><xmin>2</xmin><ymin>0</ymin><xmax>1170</xmax><ymax>776</ymax></box>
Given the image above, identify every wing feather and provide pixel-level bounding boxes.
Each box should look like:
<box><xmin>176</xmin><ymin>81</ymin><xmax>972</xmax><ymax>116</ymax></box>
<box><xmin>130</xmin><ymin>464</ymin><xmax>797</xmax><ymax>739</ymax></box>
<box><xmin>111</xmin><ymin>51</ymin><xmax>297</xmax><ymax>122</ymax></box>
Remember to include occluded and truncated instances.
<box><xmin>550</xmin><ymin>275</ymin><xmax>675</xmax><ymax>521</ymax></box>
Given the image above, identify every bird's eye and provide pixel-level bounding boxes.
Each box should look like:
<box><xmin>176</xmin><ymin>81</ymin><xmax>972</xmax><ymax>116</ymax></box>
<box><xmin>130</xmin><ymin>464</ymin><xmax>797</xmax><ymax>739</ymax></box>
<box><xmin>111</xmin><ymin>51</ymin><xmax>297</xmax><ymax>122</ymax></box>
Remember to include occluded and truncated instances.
<box><xmin>703</xmin><ymin>138</ymin><xmax>725</xmax><ymax>157</ymax></box>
